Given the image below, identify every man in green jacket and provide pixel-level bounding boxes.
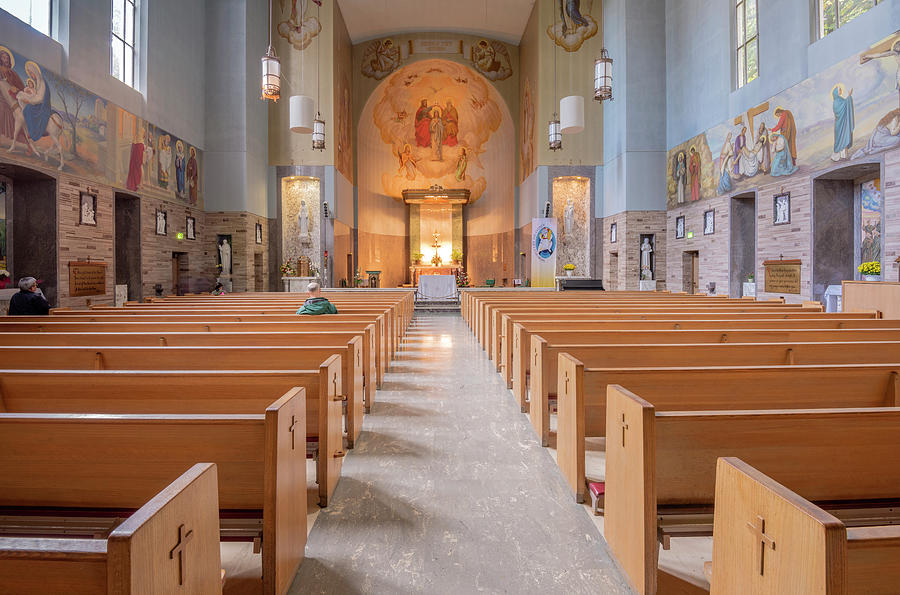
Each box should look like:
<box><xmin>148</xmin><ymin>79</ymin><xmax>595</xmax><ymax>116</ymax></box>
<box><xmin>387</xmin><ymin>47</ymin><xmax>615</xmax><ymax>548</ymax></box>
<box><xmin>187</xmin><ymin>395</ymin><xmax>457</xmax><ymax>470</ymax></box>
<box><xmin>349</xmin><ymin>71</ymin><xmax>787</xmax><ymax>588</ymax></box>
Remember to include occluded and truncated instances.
<box><xmin>296</xmin><ymin>282</ymin><xmax>338</xmax><ymax>315</ymax></box>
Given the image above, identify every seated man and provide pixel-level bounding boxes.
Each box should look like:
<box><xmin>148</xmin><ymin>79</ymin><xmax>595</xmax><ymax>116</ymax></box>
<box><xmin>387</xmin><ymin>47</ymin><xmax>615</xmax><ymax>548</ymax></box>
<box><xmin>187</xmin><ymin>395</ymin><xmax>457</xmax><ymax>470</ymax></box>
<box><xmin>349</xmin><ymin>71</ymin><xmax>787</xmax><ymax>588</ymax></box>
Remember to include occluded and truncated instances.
<box><xmin>8</xmin><ymin>276</ymin><xmax>50</xmax><ymax>315</ymax></box>
<box><xmin>296</xmin><ymin>282</ymin><xmax>338</xmax><ymax>315</ymax></box>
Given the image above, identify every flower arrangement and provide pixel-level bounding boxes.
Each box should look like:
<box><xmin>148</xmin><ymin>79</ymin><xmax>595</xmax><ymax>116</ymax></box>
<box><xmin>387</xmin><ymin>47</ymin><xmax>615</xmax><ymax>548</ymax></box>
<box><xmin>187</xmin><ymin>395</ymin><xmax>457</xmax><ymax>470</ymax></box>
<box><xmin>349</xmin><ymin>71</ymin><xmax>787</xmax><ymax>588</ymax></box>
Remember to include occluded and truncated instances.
<box><xmin>563</xmin><ymin>263</ymin><xmax>576</xmax><ymax>271</ymax></box>
<box><xmin>280</xmin><ymin>262</ymin><xmax>296</xmax><ymax>276</ymax></box>
<box><xmin>353</xmin><ymin>268</ymin><xmax>363</xmax><ymax>287</ymax></box>
<box><xmin>457</xmin><ymin>271</ymin><xmax>469</xmax><ymax>287</ymax></box>
<box><xmin>451</xmin><ymin>249</ymin><xmax>463</xmax><ymax>263</ymax></box>
<box><xmin>747</xmin><ymin>273</ymin><xmax>755</xmax><ymax>282</ymax></box>
<box><xmin>858</xmin><ymin>261</ymin><xmax>881</xmax><ymax>276</ymax></box>
<box><xmin>412</xmin><ymin>252</ymin><xmax>423</xmax><ymax>264</ymax></box>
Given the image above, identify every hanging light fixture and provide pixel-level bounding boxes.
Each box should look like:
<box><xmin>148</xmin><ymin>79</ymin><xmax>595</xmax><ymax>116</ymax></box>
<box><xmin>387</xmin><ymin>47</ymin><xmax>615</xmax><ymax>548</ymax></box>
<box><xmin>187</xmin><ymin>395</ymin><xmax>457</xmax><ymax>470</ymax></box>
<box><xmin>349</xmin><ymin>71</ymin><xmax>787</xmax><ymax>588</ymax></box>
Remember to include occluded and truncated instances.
<box><xmin>548</xmin><ymin>2</ymin><xmax>562</xmax><ymax>151</ymax></box>
<box><xmin>560</xmin><ymin>95</ymin><xmax>584</xmax><ymax>134</ymax></box>
<box><xmin>594</xmin><ymin>48</ymin><xmax>613</xmax><ymax>102</ymax></box>
<box><xmin>312</xmin><ymin>1</ymin><xmax>326</xmax><ymax>151</ymax></box>
<box><xmin>261</xmin><ymin>0</ymin><xmax>280</xmax><ymax>101</ymax></box>
<box><xmin>290</xmin><ymin>96</ymin><xmax>315</xmax><ymax>133</ymax></box>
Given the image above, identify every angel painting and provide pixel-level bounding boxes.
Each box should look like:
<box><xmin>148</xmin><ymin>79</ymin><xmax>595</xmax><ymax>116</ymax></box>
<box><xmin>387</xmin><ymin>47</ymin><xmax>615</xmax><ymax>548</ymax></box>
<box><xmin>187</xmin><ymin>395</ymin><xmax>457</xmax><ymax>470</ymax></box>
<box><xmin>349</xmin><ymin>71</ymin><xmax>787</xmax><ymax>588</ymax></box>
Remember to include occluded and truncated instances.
<box><xmin>278</xmin><ymin>0</ymin><xmax>322</xmax><ymax>51</ymax></box>
<box><xmin>397</xmin><ymin>144</ymin><xmax>418</xmax><ymax>181</ymax></box>
<box><xmin>361</xmin><ymin>38</ymin><xmax>401</xmax><ymax>80</ymax></box>
<box><xmin>471</xmin><ymin>40</ymin><xmax>512</xmax><ymax>81</ymax></box>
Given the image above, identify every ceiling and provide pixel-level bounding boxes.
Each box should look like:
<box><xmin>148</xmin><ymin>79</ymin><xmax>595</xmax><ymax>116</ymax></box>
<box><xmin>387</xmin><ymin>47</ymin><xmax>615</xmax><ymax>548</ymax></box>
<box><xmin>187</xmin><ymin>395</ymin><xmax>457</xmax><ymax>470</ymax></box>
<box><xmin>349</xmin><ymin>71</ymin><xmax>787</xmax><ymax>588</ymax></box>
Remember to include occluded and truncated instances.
<box><xmin>336</xmin><ymin>0</ymin><xmax>537</xmax><ymax>45</ymax></box>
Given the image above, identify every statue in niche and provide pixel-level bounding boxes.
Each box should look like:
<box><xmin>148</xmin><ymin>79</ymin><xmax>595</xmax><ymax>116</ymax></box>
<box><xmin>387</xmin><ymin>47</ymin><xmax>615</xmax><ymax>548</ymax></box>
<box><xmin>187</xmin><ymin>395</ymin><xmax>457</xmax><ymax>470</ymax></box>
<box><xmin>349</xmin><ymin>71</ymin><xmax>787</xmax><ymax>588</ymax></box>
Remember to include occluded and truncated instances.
<box><xmin>218</xmin><ymin>237</ymin><xmax>232</xmax><ymax>276</ymax></box>
<box><xmin>563</xmin><ymin>198</ymin><xmax>575</xmax><ymax>235</ymax></box>
<box><xmin>640</xmin><ymin>237</ymin><xmax>653</xmax><ymax>280</ymax></box>
<box><xmin>298</xmin><ymin>200</ymin><xmax>310</xmax><ymax>246</ymax></box>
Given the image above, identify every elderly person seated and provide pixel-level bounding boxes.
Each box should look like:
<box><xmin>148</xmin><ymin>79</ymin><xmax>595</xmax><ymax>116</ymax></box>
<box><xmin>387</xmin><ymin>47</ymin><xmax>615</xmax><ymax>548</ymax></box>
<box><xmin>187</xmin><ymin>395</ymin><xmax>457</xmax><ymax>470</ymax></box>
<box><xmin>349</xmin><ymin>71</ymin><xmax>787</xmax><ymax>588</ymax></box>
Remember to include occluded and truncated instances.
<box><xmin>8</xmin><ymin>276</ymin><xmax>50</xmax><ymax>315</ymax></box>
<box><xmin>296</xmin><ymin>282</ymin><xmax>338</xmax><ymax>315</ymax></box>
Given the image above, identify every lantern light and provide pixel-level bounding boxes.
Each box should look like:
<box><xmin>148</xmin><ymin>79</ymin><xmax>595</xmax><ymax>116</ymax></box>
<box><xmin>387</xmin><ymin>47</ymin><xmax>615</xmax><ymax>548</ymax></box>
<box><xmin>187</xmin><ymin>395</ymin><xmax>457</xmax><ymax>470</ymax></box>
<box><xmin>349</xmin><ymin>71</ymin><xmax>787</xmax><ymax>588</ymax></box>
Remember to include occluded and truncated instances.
<box><xmin>548</xmin><ymin>113</ymin><xmax>562</xmax><ymax>151</ymax></box>
<box><xmin>261</xmin><ymin>45</ymin><xmax>280</xmax><ymax>102</ymax></box>
<box><xmin>560</xmin><ymin>95</ymin><xmax>585</xmax><ymax>134</ymax></box>
<box><xmin>594</xmin><ymin>48</ymin><xmax>613</xmax><ymax>102</ymax></box>
<box><xmin>289</xmin><ymin>95</ymin><xmax>315</xmax><ymax>133</ymax></box>
<box><xmin>312</xmin><ymin>112</ymin><xmax>326</xmax><ymax>151</ymax></box>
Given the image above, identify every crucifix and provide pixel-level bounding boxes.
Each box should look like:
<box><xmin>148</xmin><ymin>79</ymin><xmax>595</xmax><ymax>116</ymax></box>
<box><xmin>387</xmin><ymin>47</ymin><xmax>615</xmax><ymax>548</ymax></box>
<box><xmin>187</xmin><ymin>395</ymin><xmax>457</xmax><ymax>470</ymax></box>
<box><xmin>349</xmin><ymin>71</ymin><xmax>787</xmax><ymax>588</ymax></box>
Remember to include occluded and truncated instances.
<box><xmin>169</xmin><ymin>523</ymin><xmax>194</xmax><ymax>586</ymax></box>
<box><xmin>431</xmin><ymin>230</ymin><xmax>442</xmax><ymax>266</ymax></box>
<box><xmin>289</xmin><ymin>414</ymin><xmax>299</xmax><ymax>450</ymax></box>
<box><xmin>747</xmin><ymin>515</ymin><xmax>776</xmax><ymax>576</ymax></box>
<box><xmin>619</xmin><ymin>413</ymin><xmax>629</xmax><ymax>447</ymax></box>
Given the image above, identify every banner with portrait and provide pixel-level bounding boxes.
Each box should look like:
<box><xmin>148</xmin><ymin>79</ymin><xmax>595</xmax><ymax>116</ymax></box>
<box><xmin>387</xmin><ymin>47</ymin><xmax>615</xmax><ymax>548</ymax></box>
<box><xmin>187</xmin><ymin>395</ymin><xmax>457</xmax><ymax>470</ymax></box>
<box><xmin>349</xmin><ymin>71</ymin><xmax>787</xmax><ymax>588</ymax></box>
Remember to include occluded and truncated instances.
<box><xmin>531</xmin><ymin>218</ymin><xmax>557</xmax><ymax>288</ymax></box>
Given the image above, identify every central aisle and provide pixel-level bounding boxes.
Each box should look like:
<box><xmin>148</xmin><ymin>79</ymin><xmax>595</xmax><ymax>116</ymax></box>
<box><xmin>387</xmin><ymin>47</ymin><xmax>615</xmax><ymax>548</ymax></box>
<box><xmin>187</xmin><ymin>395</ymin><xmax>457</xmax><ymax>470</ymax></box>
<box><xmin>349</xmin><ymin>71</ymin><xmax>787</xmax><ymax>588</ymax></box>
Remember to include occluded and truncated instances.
<box><xmin>290</xmin><ymin>313</ymin><xmax>631</xmax><ymax>593</ymax></box>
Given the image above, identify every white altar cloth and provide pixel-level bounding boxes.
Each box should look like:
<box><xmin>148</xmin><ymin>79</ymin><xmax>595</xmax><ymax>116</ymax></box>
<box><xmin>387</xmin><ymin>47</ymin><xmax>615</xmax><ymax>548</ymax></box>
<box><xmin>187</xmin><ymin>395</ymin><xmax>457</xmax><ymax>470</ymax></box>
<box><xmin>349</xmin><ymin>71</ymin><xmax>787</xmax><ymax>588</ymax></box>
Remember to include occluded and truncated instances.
<box><xmin>417</xmin><ymin>275</ymin><xmax>458</xmax><ymax>301</ymax></box>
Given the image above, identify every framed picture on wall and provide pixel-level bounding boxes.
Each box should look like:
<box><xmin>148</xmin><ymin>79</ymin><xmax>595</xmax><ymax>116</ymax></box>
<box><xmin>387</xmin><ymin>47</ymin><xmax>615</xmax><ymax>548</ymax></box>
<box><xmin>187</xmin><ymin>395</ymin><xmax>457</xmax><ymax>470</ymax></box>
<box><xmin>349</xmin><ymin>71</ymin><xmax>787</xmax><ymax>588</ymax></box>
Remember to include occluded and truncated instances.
<box><xmin>703</xmin><ymin>210</ymin><xmax>715</xmax><ymax>235</ymax></box>
<box><xmin>610</xmin><ymin>223</ymin><xmax>617</xmax><ymax>243</ymax></box>
<box><xmin>79</xmin><ymin>193</ymin><xmax>97</xmax><ymax>226</ymax></box>
<box><xmin>155</xmin><ymin>209</ymin><xmax>167</xmax><ymax>236</ymax></box>
<box><xmin>774</xmin><ymin>193</ymin><xmax>791</xmax><ymax>225</ymax></box>
<box><xmin>255</xmin><ymin>222</ymin><xmax>263</xmax><ymax>244</ymax></box>
<box><xmin>675</xmin><ymin>215</ymin><xmax>685</xmax><ymax>239</ymax></box>
<box><xmin>186</xmin><ymin>216</ymin><xmax>196</xmax><ymax>240</ymax></box>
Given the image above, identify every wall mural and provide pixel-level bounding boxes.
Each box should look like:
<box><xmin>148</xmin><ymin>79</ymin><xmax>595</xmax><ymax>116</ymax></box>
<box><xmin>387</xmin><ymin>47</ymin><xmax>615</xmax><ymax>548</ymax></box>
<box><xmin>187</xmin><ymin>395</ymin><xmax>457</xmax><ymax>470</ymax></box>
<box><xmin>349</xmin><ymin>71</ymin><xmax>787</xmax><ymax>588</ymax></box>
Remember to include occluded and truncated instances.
<box><xmin>471</xmin><ymin>40</ymin><xmax>512</xmax><ymax>81</ymax></box>
<box><xmin>860</xmin><ymin>178</ymin><xmax>882</xmax><ymax>264</ymax></box>
<box><xmin>0</xmin><ymin>45</ymin><xmax>202</xmax><ymax>207</ymax></box>
<box><xmin>278</xmin><ymin>0</ymin><xmax>322</xmax><ymax>51</ymax></box>
<box><xmin>547</xmin><ymin>0</ymin><xmax>598</xmax><ymax>52</ymax></box>
<box><xmin>373</xmin><ymin>59</ymin><xmax>504</xmax><ymax>202</ymax></box>
<box><xmin>520</xmin><ymin>77</ymin><xmax>536</xmax><ymax>183</ymax></box>
<box><xmin>667</xmin><ymin>30</ymin><xmax>900</xmax><ymax>209</ymax></box>
<box><xmin>361</xmin><ymin>38</ymin><xmax>402</xmax><ymax>80</ymax></box>
<box><xmin>335</xmin><ymin>71</ymin><xmax>353</xmax><ymax>180</ymax></box>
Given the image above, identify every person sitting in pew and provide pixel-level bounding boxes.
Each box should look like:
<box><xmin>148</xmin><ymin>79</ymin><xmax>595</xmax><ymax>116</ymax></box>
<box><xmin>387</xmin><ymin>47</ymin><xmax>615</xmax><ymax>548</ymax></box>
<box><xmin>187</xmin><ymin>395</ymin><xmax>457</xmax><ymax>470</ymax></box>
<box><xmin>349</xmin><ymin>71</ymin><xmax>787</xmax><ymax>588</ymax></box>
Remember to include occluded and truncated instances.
<box><xmin>8</xmin><ymin>277</ymin><xmax>49</xmax><ymax>315</ymax></box>
<box><xmin>297</xmin><ymin>282</ymin><xmax>338</xmax><ymax>315</ymax></box>
<box><xmin>210</xmin><ymin>281</ymin><xmax>226</xmax><ymax>295</ymax></box>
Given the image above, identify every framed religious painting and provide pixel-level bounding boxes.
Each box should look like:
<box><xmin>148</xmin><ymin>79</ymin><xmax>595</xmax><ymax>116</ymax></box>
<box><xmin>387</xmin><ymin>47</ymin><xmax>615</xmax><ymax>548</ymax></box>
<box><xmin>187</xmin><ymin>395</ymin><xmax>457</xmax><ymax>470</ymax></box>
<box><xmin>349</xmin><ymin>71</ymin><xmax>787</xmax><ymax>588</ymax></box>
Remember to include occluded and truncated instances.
<box><xmin>703</xmin><ymin>210</ymin><xmax>715</xmax><ymax>235</ymax></box>
<box><xmin>79</xmin><ymin>192</ymin><xmax>97</xmax><ymax>226</ymax></box>
<box><xmin>155</xmin><ymin>209</ymin><xmax>167</xmax><ymax>236</ymax></box>
<box><xmin>675</xmin><ymin>215</ymin><xmax>685</xmax><ymax>239</ymax></box>
<box><xmin>255</xmin><ymin>222</ymin><xmax>263</xmax><ymax>245</ymax></box>
<box><xmin>610</xmin><ymin>223</ymin><xmax>617</xmax><ymax>243</ymax></box>
<box><xmin>774</xmin><ymin>193</ymin><xmax>791</xmax><ymax>225</ymax></box>
<box><xmin>185</xmin><ymin>216</ymin><xmax>196</xmax><ymax>240</ymax></box>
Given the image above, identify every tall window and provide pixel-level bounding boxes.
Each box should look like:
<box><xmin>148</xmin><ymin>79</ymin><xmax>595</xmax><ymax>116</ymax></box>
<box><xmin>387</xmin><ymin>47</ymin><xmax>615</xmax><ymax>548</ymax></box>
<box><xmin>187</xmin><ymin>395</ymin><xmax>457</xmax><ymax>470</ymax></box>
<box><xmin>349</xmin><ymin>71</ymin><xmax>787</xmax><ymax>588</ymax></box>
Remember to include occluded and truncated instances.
<box><xmin>0</xmin><ymin>0</ymin><xmax>51</xmax><ymax>37</ymax></box>
<box><xmin>820</xmin><ymin>0</ymin><xmax>882</xmax><ymax>38</ymax></box>
<box><xmin>110</xmin><ymin>0</ymin><xmax>136</xmax><ymax>87</ymax></box>
<box><xmin>735</xmin><ymin>0</ymin><xmax>759</xmax><ymax>89</ymax></box>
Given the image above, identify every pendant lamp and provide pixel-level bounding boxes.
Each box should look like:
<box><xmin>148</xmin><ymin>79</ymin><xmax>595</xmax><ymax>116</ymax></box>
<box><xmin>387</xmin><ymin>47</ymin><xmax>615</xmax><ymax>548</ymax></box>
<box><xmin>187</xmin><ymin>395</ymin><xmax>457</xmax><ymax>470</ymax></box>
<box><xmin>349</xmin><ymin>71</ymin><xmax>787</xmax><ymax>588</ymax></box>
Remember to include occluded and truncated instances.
<box><xmin>560</xmin><ymin>95</ymin><xmax>585</xmax><ymax>134</ymax></box>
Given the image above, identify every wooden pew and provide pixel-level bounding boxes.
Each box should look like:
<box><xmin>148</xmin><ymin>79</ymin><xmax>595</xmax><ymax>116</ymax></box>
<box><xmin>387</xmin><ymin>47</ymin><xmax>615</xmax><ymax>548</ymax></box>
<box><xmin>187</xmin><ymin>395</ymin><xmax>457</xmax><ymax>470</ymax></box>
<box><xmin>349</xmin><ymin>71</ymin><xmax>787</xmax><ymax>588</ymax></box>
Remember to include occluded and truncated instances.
<box><xmin>0</xmin><ymin>330</ymin><xmax>376</xmax><ymax>411</ymax></box>
<box><xmin>0</xmin><ymin>389</ymin><xmax>306</xmax><ymax>594</ymax></box>
<box><xmin>711</xmin><ymin>458</ymin><xmax>900</xmax><ymax>595</ymax></box>
<box><xmin>0</xmin><ymin>367</ymin><xmax>343</xmax><ymax>507</ymax></box>
<box><xmin>0</xmin><ymin>342</ymin><xmax>366</xmax><ymax>447</ymax></box>
<box><xmin>512</xmin><ymin>325</ymin><xmax>900</xmax><ymax>411</ymax></box>
<box><xmin>0</xmin><ymin>463</ymin><xmax>223</xmax><ymax>594</ymax></box>
<box><xmin>529</xmin><ymin>338</ymin><xmax>900</xmax><ymax>445</ymax></box>
<box><xmin>556</xmin><ymin>361</ymin><xmax>900</xmax><ymax>502</ymax></box>
<box><xmin>602</xmin><ymin>386</ymin><xmax>900</xmax><ymax>594</ymax></box>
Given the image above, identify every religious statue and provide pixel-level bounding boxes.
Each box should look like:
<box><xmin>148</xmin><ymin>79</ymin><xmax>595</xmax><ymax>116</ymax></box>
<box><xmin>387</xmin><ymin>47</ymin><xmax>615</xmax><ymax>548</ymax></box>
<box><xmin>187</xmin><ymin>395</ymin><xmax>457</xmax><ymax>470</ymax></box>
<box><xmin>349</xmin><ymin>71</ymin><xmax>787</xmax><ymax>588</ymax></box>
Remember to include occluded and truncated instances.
<box><xmin>218</xmin><ymin>237</ymin><xmax>232</xmax><ymax>276</ymax></box>
<box><xmin>640</xmin><ymin>237</ymin><xmax>653</xmax><ymax>280</ymax></box>
<box><xmin>298</xmin><ymin>200</ymin><xmax>310</xmax><ymax>245</ymax></box>
<box><xmin>155</xmin><ymin>210</ymin><xmax>166</xmax><ymax>235</ymax></box>
<box><xmin>80</xmin><ymin>195</ymin><xmax>95</xmax><ymax>225</ymax></box>
<box><xmin>563</xmin><ymin>198</ymin><xmax>575</xmax><ymax>235</ymax></box>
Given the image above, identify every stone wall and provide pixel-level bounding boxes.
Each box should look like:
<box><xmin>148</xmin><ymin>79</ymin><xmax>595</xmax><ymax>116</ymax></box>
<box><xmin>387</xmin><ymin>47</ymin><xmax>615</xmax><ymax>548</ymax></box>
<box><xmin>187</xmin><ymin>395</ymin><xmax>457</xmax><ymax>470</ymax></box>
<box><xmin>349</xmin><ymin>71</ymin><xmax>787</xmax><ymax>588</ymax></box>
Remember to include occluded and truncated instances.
<box><xmin>667</xmin><ymin>196</ymin><xmax>730</xmax><ymax>295</ymax></box>
<box><xmin>139</xmin><ymin>196</ymin><xmax>212</xmax><ymax>297</ymax></box>
<box><xmin>602</xmin><ymin>210</ymin><xmax>667</xmax><ymax>291</ymax></box>
<box><xmin>206</xmin><ymin>212</ymin><xmax>270</xmax><ymax>293</ymax></box>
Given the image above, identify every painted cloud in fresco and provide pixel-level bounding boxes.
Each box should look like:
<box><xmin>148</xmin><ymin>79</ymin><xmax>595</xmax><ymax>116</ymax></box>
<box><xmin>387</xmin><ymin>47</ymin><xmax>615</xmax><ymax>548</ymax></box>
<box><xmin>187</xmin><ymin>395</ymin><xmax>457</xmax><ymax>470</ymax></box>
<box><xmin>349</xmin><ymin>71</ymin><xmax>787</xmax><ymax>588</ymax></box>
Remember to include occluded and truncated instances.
<box><xmin>546</xmin><ymin>0</ymin><xmax>598</xmax><ymax>53</ymax></box>
<box><xmin>373</xmin><ymin>59</ymin><xmax>503</xmax><ymax>203</ymax></box>
<box><xmin>277</xmin><ymin>0</ymin><xmax>322</xmax><ymax>51</ymax></box>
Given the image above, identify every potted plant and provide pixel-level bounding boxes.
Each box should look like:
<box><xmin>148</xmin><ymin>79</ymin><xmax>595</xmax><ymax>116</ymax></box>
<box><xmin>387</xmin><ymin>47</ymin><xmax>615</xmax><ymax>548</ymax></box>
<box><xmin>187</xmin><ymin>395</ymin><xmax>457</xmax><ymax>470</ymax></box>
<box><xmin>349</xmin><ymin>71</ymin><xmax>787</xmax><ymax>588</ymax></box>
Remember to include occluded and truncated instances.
<box><xmin>451</xmin><ymin>249</ymin><xmax>463</xmax><ymax>265</ymax></box>
<box><xmin>859</xmin><ymin>261</ymin><xmax>881</xmax><ymax>281</ymax></box>
<box><xmin>563</xmin><ymin>263</ymin><xmax>576</xmax><ymax>277</ymax></box>
<box><xmin>412</xmin><ymin>253</ymin><xmax>423</xmax><ymax>265</ymax></box>
<box><xmin>280</xmin><ymin>262</ymin><xmax>296</xmax><ymax>277</ymax></box>
<box><xmin>746</xmin><ymin>273</ymin><xmax>754</xmax><ymax>283</ymax></box>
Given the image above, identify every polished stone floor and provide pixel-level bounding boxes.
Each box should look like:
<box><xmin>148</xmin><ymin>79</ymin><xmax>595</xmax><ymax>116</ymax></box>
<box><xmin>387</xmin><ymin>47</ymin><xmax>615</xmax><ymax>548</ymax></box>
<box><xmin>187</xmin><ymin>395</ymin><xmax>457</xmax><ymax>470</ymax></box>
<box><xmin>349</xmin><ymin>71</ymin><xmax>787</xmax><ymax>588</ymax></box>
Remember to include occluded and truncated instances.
<box><xmin>289</xmin><ymin>313</ymin><xmax>631</xmax><ymax>594</ymax></box>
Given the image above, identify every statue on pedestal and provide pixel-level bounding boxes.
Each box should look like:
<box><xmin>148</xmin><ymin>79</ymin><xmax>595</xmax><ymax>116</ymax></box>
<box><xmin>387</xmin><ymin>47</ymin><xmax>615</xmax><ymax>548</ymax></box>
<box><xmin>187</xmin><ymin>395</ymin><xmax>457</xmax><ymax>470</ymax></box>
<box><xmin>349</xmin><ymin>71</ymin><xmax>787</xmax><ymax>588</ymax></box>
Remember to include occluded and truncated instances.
<box><xmin>563</xmin><ymin>198</ymin><xmax>575</xmax><ymax>235</ymax></box>
<box><xmin>299</xmin><ymin>201</ymin><xmax>310</xmax><ymax>246</ymax></box>
<box><xmin>640</xmin><ymin>237</ymin><xmax>653</xmax><ymax>280</ymax></box>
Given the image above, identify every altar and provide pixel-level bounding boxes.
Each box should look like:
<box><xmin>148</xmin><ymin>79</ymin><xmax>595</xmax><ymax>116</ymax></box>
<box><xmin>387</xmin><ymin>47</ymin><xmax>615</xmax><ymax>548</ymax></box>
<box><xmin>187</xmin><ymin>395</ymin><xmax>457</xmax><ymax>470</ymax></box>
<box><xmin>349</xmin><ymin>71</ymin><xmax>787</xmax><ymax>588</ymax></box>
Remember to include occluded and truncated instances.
<box><xmin>416</xmin><ymin>274</ymin><xmax>458</xmax><ymax>301</ymax></box>
<box><xmin>410</xmin><ymin>264</ymin><xmax>461</xmax><ymax>286</ymax></box>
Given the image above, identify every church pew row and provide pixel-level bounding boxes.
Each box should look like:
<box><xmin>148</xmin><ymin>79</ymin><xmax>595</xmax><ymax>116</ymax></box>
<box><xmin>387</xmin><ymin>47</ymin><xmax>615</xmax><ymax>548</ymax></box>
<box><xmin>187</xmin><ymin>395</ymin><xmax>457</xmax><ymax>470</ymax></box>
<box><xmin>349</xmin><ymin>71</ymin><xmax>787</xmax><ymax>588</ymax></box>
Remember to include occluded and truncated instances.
<box><xmin>511</xmin><ymin>324</ymin><xmax>900</xmax><ymax>410</ymax></box>
<box><xmin>556</xmin><ymin>361</ymin><xmax>900</xmax><ymax>503</ymax></box>
<box><xmin>0</xmin><ymin>366</ymin><xmax>343</xmax><ymax>508</ymax></box>
<box><xmin>0</xmin><ymin>342</ymin><xmax>366</xmax><ymax>447</ymax></box>
<box><xmin>0</xmin><ymin>319</ymin><xmax>384</xmax><ymax>388</ymax></box>
<box><xmin>504</xmin><ymin>316</ymin><xmax>893</xmax><ymax>389</ymax></box>
<box><xmin>710</xmin><ymin>458</ymin><xmax>900</xmax><ymax>595</ymax></box>
<box><xmin>0</xmin><ymin>463</ymin><xmax>223</xmax><ymax>595</ymax></box>
<box><xmin>0</xmin><ymin>330</ymin><xmax>376</xmax><ymax>411</ymax></box>
<box><xmin>0</xmin><ymin>389</ymin><xmax>306</xmax><ymax>594</ymax></box>
<box><xmin>602</xmin><ymin>385</ymin><xmax>900</xmax><ymax>595</ymax></box>
<box><xmin>529</xmin><ymin>338</ymin><xmax>900</xmax><ymax>445</ymax></box>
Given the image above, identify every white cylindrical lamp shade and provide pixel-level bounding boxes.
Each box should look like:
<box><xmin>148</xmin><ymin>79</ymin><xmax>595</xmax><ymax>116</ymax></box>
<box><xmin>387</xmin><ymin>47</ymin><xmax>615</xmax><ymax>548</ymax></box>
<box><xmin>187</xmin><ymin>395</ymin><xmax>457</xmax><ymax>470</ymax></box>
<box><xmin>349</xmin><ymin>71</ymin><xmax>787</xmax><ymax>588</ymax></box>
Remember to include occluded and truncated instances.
<box><xmin>289</xmin><ymin>95</ymin><xmax>315</xmax><ymax>133</ymax></box>
<box><xmin>261</xmin><ymin>53</ymin><xmax>281</xmax><ymax>102</ymax></box>
<box><xmin>560</xmin><ymin>95</ymin><xmax>584</xmax><ymax>134</ymax></box>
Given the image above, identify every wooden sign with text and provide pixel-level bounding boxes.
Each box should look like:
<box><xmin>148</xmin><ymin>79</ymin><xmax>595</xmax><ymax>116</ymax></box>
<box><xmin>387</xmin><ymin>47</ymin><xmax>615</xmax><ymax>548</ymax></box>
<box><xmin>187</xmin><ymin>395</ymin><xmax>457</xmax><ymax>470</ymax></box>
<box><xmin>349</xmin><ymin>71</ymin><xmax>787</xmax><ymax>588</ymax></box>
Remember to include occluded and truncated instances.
<box><xmin>68</xmin><ymin>261</ymin><xmax>107</xmax><ymax>297</ymax></box>
<box><xmin>763</xmin><ymin>259</ymin><xmax>801</xmax><ymax>294</ymax></box>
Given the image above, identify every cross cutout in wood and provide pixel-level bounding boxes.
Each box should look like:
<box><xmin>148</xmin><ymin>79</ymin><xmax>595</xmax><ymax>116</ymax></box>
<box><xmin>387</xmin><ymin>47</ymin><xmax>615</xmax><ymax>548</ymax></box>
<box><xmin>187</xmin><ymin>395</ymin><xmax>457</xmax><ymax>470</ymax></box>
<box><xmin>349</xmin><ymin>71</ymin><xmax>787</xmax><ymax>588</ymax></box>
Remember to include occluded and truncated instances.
<box><xmin>533</xmin><ymin>349</ymin><xmax>538</xmax><ymax>366</ymax></box>
<box><xmin>747</xmin><ymin>515</ymin><xmax>776</xmax><ymax>576</ymax></box>
<box><xmin>289</xmin><ymin>415</ymin><xmax>299</xmax><ymax>450</ymax></box>
<box><xmin>620</xmin><ymin>414</ymin><xmax>629</xmax><ymax>448</ymax></box>
<box><xmin>564</xmin><ymin>371</ymin><xmax>569</xmax><ymax>395</ymax></box>
<box><xmin>332</xmin><ymin>373</ymin><xmax>338</xmax><ymax>395</ymax></box>
<box><xmin>169</xmin><ymin>523</ymin><xmax>194</xmax><ymax>586</ymax></box>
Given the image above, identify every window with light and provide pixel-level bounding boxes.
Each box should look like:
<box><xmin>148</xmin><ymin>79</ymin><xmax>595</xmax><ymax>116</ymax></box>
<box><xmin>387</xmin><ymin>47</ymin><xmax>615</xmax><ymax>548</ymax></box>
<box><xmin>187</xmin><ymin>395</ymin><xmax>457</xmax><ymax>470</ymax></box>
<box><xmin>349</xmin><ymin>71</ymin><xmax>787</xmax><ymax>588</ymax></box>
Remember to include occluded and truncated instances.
<box><xmin>0</xmin><ymin>0</ymin><xmax>51</xmax><ymax>37</ymax></box>
<box><xmin>110</xmin><ymin>0</ymin><xmax>136</xmax><ymax>88</ymax></box>
<box><xmin>819</xmin><ymin>0</ymin><xmax>882</xmax><ymax>38</ymax></box>
<box><xmin>735</xmin><ymin>0</ymin><xmax>759</xmax><ymax>89</ymax></box>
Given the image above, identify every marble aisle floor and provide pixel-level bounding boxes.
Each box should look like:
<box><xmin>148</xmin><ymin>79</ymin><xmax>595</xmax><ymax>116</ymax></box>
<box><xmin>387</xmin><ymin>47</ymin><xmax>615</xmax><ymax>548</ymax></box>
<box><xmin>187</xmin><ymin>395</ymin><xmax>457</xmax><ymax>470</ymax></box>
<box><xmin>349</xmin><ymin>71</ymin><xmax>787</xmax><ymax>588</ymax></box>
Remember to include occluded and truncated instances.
<box><xmin>289</xmin><ymin>313</ymin><xmax>632</xmax><ymax>594</ymax></box>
